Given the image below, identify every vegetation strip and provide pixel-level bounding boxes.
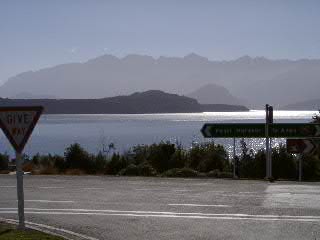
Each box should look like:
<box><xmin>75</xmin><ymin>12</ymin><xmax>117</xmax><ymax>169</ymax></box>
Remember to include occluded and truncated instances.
<box><xmin>1</xmin><ymin>218</ymin><xmax>98</xmax><ymax>240</ymax></box>
<box><xmin>0</xmin><ymin>112</ymin><xmax>319</xmax><ymax>180</ymax></box>
<box><xmin>0</xmin><ymin>220</ymin><xmax>65</xmax><ymax>240</ymax></box>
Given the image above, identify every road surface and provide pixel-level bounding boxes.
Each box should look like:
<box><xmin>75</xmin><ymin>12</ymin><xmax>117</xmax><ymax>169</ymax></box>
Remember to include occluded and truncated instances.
<box><xmin>1</xmin><ymin>175</ymin><xmax>320</xmax><ymax>239</ymax></box>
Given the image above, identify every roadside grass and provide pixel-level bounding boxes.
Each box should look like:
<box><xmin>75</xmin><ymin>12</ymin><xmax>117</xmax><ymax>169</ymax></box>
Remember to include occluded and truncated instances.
<box><xmin>0</xmin><ymin>222</ymin><xmax>64</xmax><ymax>240</ymax></box>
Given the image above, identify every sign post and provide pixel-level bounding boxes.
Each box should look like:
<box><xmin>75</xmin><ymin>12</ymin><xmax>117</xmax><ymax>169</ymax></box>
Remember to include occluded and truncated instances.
<box><xmin>0</xmin><ymin>106</ymin><xmax>43</xmax><ymax>229</ymax></box>
<box><xmin>265</xmin><ymin>105</ymin><xmax>270</xmax><ymax>179</ymax></box>
<box><xmin>233</xmin><ymin>138</ymin><xmax>236</xmax><ymax>178</ymax></box>
<box><xmin>299</xmin><ymin>156</ymin><xmax>302</xmax><ymax>182</ymax></box>
<box><xmin>266</xmin><ymin>105</ymin><xmax>273</xmax><ymax>179</ymax></box>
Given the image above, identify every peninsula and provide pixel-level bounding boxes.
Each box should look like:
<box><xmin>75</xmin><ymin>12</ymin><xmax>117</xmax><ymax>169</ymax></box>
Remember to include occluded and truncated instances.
<box><xmin>0</xmin><ymin>90</ymin><xmax>249</xmax><ymax>114</ymax></box>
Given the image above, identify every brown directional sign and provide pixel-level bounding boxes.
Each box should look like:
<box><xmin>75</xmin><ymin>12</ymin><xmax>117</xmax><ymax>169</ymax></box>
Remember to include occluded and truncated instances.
<box><xmin>0</xmin><ymin>106</ymin><xmax>43</xmax><ymax>153</ymax></box>
<box><xmin>286</xmin><ymin>139</ymin><xmax>319</xmax><ymax>154</ymax></box>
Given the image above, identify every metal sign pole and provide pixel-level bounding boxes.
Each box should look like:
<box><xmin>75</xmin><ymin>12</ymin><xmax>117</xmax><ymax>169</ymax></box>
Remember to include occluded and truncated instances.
<box><xmin>299</xmin><ymin>155</ymin><xmax>302</xmax><ymax>182</ymax></box>
<box><xmin>233</xmin><ymin>138</ymin><xmax>236</xmax><ymax>178</ymax></box>
<box><xmin>268</xmin><ymin>106</ymin><xmax>273</xmax><ymax>180</ymax></box>
<box><xmin>269</xmin><ymin>138</ymin><xmax>272</xmax><ymax>178</ymax></box>
<box><xmin>15</xmin><ymin>151</ymin><xmax>25</xmax><ymax>229</ymax></box>
<box><xmin>265</xmin><ymin>104</ymin><xmax>269</xmax><ymax>179</ymax></box>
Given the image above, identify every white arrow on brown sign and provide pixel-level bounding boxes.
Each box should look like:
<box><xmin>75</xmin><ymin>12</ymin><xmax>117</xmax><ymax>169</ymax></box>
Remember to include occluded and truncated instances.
<box><xmin>286</xmin><ymin>139</ymin><xmax>318</xmax><ymax>154</ymax></box>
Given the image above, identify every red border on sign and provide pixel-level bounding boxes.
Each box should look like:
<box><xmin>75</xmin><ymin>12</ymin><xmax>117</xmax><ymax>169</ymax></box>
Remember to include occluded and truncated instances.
<box><xmin>0</xmin><ymin>106</ymin><xmax>44</xmax><ymax>153</ymax></box>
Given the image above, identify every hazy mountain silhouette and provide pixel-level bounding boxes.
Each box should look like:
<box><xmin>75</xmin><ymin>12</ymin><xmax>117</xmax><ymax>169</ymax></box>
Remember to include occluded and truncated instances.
<box><xmin>282</xmin><ymin>98</ymin><xmax>320</xmax><ymax>110</ymax></box>
<box><xmin>1</xmin><ymin>54</ymin><xmax>320</xmax><ymax>108</ymax></box>
<box><xmin>13</xmin><ymin>92</ymin><xmax>56</xmax><ymax>99</ymax></box>
<box><xmin>186</xmin><ymin>83</ymin><xmax>240</xmax><ymax>105</ymax></box>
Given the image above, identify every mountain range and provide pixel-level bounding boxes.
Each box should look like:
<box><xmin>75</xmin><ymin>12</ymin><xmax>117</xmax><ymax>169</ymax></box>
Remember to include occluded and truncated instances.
<box><xmin>1</xmin><ymin>54</ymin><xmax>320</xmax><ymax>109</ymax></box>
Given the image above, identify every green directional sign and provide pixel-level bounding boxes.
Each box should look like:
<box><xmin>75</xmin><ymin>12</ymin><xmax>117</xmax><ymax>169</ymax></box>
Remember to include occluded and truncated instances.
<box><xmin>201</xmin><ymin>123</ymin><xmax>320</xmax><ymax>138</ymax></box>
<box><xmin>201</xmin><ymin>123</ymin><xmax>265</xmax><ymax>138</ymax></box>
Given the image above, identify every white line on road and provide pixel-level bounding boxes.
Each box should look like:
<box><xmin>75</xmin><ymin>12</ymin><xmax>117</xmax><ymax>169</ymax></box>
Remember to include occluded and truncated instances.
<box><xmin>0</xmin><ymin>186</ymin><xmax>15</xmax><ymax>188</ymax></box>
<box><xmin>168</xmin><ymin>204</ymin><xmax>231</xmax><ymax>207</ymax></box>
<box><xmin>1</xmin><ymin>208</ymin><xmax>320</xmax><ymax>222</ymax></box>
<box><xmin>23</xmin><ymin>200</ymin><xmax>75</xmax><ymax>203</ymax></box>
<box><xmin>39</xmin><ymin>186</ymin><xmax>65</xmax><ymax>189</ymax></box>
<box><xmin>1</xmin><ymin>210</ymin><xmax>320</xmax><ymax>222</ymax></box>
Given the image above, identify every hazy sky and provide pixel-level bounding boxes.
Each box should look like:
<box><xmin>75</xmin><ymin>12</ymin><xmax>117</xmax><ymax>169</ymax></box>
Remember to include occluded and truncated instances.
<box><xmin>1</xmin><ymin>0</ymin><xmax>320</xmax><ymax>85</ymax></box>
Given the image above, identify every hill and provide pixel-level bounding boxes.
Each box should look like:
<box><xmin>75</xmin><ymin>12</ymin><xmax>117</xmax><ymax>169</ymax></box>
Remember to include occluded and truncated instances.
<box><xmin>0</xmin><ymin>90</ymin><xmax>249</xmax><ymax>114</ymax></box>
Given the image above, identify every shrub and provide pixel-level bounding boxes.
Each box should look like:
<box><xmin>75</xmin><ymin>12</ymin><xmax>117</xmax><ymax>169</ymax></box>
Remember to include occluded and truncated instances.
<box><xmin>217</xmin><ymin>171</ymin><xmax>233</xmax><ymax>178</ymax></box>
<box><xmin>64</xmin><ymin>143</ymin><xmax>93</xmax><ymax>172</ymax></box>
<box><xmin>272</xmin><ymin>144</ymin><xmax>296</xmax><ymax>180</ymax></box>
<box><xmin>118</xmin><ymin>164</ymin><xmax>139</xmax><ymax>176</ymax></box>
<box><xmin>301</xmin><ymin>154</ymin><xmax>320</xmax><ymax>180</ymax></box>
<box><xmin>148</xmin><ymin>142</ymin><xmax>176</xmax><ymax>173</ymax></box>
<box><xmin>137</xmin><ymin>162</ymin><xmax>157</xmax><ymax>176</ymax></box>
<box><xmin>162</xmin><ymin>168</ymin><xmax>199</xmax><ymax>178</ymax></box>
<box><xmin>168</xmin><ymin>145</ymin><xmax>186</xmax><ymax>169</ymax></box>
<box><xmin>0</xmin><ymin>153</ymin><xmax>9</xmax><ymax>170</ymax></box>
<box><xmin>93</xmin><ymin>152</ymin><xmax>107</xmax><ymax>174</ymax></box>
<box><xmin>207</xmin><ymin>169</ymin><xmax>220</xmax><ymax>178</ymax></box>
<box><xmin>105</xmin><ymin>153</ymin><xmax>129</xmax><ymax>175</ymax></box>
<box><xmin>39</xmin><ymin>165</ymin><xmax>59</xmax><ymax>175</ymax></box>
<box><xmin>64</xmin><ymin>169</ymin><xmax>86</xmax><ymax>175</ymax></box>
<box><xmin>187</xmin><ymin>143</ymin><xmax>230</xmax><ymax>172</ymax></box>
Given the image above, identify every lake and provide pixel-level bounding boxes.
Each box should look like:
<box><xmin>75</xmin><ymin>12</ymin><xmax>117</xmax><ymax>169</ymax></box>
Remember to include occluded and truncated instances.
<box><xmin>0</xmin><ymin>110</ymin><xmax>318</xmax><ymax>157</ymax></box>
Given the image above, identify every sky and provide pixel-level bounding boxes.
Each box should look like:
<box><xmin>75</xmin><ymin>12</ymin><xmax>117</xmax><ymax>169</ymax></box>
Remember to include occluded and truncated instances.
<box><xmin>1</xmin><ymin>0</ymin><xmax>320</xmax><ymax>85</ymax></box>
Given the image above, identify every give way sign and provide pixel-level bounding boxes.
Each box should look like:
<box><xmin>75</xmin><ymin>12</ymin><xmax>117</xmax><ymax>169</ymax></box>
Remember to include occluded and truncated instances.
<box><xmin>0</xmin><ymin>106</ymin><xmax>44</xmax><ymax>153</ymax></box>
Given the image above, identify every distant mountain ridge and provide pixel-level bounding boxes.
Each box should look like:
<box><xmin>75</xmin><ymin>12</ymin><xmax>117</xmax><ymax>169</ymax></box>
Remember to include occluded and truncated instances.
<box><xmin>0</xmin><ymin>90</ymin><xmax>249</xmax><ymax>114</ymax></box>
<box><xmin>282</xmin><ymin>98</ymin><xmax>320</xmax><ymax>110</ymax></box>
<box><xmin>1</xmin><ymin>53</ymin><xmax>320</xmax><ymax>108</ymax></box>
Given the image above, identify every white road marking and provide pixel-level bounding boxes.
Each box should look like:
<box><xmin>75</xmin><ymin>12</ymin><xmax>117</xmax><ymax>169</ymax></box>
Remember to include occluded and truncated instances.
<box><xmin>1</xmin><ymin>210</ymin><xmax>320</xmax><ymax>222</ymax></box>
<box><xmin>82</xmin><ymin>187</ymin><xmax>105</xmax><ymax>190</ymax></box>
<box><xmin>39</xmin><ymin>186</ymin><xmax>65</xmax><ymax>189</ymax></box>
<box><xmin>168</xmin><ymin>204</ymin><xmax>231</xmax><ymax>207</ymax></box>
<box><xmin>23</xmin><ymin>200</ymin><xmax>75</xmax><ymax>203</ymax></box>
<box><xmin>0</xmin><ymin>185</ymin><xmax>15</xmax><ymax>188</ymax></box>
<box><xmin>135</xmin><ymin>188</ymin><xmax>166</xmax><ymax>191</ymax></box>
<box><xmin>1</xmin><ymin>208</ymin><xmax>320</xmax><ymax>222</ymax></box>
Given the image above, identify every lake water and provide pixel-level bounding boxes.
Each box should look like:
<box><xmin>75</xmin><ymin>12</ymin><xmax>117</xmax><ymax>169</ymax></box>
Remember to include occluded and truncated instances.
<box><xmin>0</xmin><ymin>110</ymin><xmax>318</xmax><ymax>157</ymax></box>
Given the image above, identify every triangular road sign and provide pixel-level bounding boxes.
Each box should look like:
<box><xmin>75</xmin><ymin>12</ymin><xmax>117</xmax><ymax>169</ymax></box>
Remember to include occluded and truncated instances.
<box><xmin>0</xmin><ymin>106</ymin><xmax>43</xmax><ymax>153</ymax></box>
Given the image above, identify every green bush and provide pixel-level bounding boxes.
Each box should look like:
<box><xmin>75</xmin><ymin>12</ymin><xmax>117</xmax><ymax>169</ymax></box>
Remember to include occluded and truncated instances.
<box><xmin>148</xmin><ymin>142</ymin><xmax>176</xmax><ymax>173</ymax></box>
<box><xmin>302</xmin><ymin>154</ymin><xmax>320</xmax><ymax>180</ymax></box>
<box><xmin>118</xmin><ymin>164</ymin><xmax>139</xmax><ymax>176</ymax></box>
<box><xmin>106</xmin><ymin>153</ymin><xmax>129</xmax><ymax>175</ymax></box>
<box><xmin>272</xmin><ymin>144</ymin><xmax>296</xmax><ymax>180</ymax></box>
<box><xmin>137</xmin><ymin>162</ymin><xmax>157</xmax><ymax>176</ymax></box>
<box><xmin>64</xmin><ymin>143</ymin><xmax>94</xmax><ymax>172</ymax></box>
<box><xmin>217</xmin><ymin>171</ymin><xmax>233</xmax><ymax>178</ymax></box>
<box><xmin>207</xmin><ymin>169</ymin><xmax>220</xmax><ymax>178</ymax></box>
<box><xmin>93</xmin><ymin>152</ymin><xmax>107</xmax><ymax>173</ymax></box>
<box><xmin>187</xmin><ymin>143</ymin><xmax>230</xmax><ymax>172</ymax></box>
<box><xmin>0</xmin><ymin>153</ymin><xmax>9</xmax><ymax>170</ymax></box>
<box><xmin>162</xmin><ymin>168</ymin><xmax>199</xmax><ymax>178</ymax></box>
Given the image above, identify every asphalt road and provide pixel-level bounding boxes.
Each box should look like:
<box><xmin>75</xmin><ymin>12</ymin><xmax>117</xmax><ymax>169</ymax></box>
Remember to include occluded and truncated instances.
<box><xmin>1</xmin><ymin>175</ymin><xmax>320</xmax><ymax>240</ymax></box>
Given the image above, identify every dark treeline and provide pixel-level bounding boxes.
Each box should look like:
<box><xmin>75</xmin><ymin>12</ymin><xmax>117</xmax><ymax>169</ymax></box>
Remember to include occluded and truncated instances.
<box><xmin>0</xmin><ymin>140</ymin><xmax>320</xmax><ymax>180</ymax></box>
